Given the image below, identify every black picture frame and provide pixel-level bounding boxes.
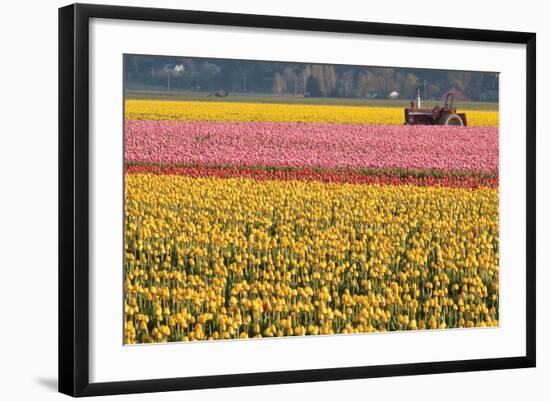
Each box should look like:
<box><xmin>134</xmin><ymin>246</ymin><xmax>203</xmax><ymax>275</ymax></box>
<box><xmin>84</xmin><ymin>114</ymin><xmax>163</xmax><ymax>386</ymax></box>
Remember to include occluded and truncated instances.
<box><xmin>59</xmin><ymin>3</ymin><xmax>536</xmax><ymax>397</ymax></box>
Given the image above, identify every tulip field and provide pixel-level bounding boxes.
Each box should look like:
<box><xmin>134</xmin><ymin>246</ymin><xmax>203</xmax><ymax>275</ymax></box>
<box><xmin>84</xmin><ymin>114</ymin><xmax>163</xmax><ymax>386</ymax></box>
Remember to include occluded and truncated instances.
<box><xmin>123</xmin><ymin>99</ymin><xmax>499</xmax><ymax>344</ymax></box>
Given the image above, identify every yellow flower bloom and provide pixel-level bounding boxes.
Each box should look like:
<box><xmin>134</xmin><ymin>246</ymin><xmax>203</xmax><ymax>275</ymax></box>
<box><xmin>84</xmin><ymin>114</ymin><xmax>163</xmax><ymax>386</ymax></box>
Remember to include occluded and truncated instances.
<box><xmin>124</xmin><ymin>174</ymin><xmax>499</xmax><ymax>343</ymax></box>
<box><xmin>125</xmin><ymin>100</ymin><xmax>498</xmax><ymax>126</ymax></box>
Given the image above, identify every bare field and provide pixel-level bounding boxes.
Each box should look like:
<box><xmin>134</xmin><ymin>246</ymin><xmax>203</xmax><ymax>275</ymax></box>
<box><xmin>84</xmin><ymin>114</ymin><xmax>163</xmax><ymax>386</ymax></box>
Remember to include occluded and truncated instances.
<box><xmin>125</xmin><ymin>90</ymin><xmax>499</xmax><ymax>111</ymax></box>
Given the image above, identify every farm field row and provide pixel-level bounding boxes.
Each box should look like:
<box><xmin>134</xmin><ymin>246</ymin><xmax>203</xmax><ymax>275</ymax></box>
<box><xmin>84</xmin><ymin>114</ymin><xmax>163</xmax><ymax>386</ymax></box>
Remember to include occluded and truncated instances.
<box><xmin>125</xmin><ymin>100</ymin><xmax>499</xmax><ymax>126</ymax></box>
<box><xmin>125</xmin><ymin>120</ymin><xmax>498</xmax><ymax>173</ymax></box>
<box><xmin>126</xmin><ymin>164</ymin><xmax>498</xmax><ymax>188</ymax></box>
<box><xmin>124</xmin><ymin>174</ymin><xmax>499</xmax><ymax>343</ymax></box>
<box><xmin>125</xmin><ymin>90</ymin><xmax>500</xmax><ymax>111</ymax></box>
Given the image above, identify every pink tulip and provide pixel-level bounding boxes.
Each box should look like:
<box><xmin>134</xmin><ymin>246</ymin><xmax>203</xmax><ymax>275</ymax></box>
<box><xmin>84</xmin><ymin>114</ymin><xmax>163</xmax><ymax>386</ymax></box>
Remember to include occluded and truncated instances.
<box><xmin>125</xmin><ymin>120</ymin><xmax>498</xmax><ymax>174</ymax></box>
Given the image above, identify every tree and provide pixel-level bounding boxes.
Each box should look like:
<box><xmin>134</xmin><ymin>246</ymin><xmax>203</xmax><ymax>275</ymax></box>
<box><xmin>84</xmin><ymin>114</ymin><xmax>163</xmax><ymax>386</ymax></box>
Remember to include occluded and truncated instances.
<box><xmin>281</xmin><ymin>67</ymin><xmax>298</xmax><ymax>94</ymax></box>
<box><xmin>235</xmin><ymin>64</ymin><xmax>254</xmax><ymax>92</ymax></box>
<box><xmin>272</xmin><ymin>72</ymin><xmax>286</xmax><ymax>94</ymax></box>
<box><xmin>300</xmin><ymin>66</ymin><xmax>311</xmax><ymax>94</ymax></box>
<box><xmin>403</xmin><ymin>73</ymin><xmax>418</xmax><ymax>98</ymax></box>
<box><xmin>427</xmin><ymin>83</ymin><xmax>440</xmax><ymax>98</ymax></box>
<box><xmin>356</xmin><ymin>72</ymin><xmax>376</xmax><ymax>98</ymax></box>
<box><xmin>323</xmin><ymin>65</ymin><xmax>337</xmax><ymax>96</ymax></box>
<box><xmin>340</xmin><ymin>70</ymin><xmax>355</xmax><ymax>97</ymax></box>
<box><xmin>306</xmin><ymin>76</ymin><xmax>322</xmax><ymax>97</ymax></box>
<box><xmin>123</xmin><ymin>55</ymin><xmax>499</xmax><ymax>101</ymax></box>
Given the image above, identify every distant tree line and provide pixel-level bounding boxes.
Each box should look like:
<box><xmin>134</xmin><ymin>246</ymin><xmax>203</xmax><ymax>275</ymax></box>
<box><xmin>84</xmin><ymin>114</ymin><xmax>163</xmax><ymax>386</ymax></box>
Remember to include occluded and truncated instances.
<box><xmin>124</xmin><ymin>55</ymin><xmax>499</xmax><ymax>101</ymax></box>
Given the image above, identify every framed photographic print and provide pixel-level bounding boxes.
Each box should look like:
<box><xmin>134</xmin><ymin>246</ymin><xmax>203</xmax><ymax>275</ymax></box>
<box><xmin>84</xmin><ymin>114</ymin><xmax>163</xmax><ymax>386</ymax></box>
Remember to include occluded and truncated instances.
<box><xmin>58</xmin><ymin>3</ymin><xmax>536</xmax><ymax>397</ymax></box>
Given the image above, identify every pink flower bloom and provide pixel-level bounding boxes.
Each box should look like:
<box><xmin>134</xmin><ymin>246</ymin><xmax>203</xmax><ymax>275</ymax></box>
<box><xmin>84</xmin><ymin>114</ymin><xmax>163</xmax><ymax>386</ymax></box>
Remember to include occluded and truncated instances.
<box><xmin>125</xmin><ymin>120</ymin><xmax>498</xmax><ymax>174</ymax></box>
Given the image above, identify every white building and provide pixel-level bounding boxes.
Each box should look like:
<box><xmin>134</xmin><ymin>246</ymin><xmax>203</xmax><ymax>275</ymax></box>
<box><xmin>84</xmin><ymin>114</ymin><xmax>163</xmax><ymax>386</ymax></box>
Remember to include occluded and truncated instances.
<box><xmin>388</xmin><ymin>90</ymin><xmax>399</xmax><ymax>99</ymax></box>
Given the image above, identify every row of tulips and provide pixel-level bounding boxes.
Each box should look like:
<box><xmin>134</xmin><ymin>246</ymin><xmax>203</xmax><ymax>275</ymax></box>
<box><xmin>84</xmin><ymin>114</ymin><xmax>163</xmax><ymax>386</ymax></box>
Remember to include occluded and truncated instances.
<box><xmin>125</xmin><ymin>100</ymin><xmax>499</xmax><ymax>126</ymax></box>
<box><xmin>125</xmin><ymin>120</ymin><xmax>499</xmax><ymax>174</ymax></box>
<box><xmin>125</xmin><ymin>164</ymin><xmax>498</xmax><ymax>188</ymax></box>
<box><xmin>124</xmin><ymin>174</ymin><xmax>499</xmax><ymax>343</ymax></box>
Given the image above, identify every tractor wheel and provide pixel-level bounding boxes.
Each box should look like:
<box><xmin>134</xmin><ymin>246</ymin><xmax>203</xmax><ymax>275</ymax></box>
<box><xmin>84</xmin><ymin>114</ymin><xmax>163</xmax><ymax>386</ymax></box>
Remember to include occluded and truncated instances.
<box><xmin>439</xmin><ymin>113</ymin><xmax>464</xmax><ymax>126</ymax></box>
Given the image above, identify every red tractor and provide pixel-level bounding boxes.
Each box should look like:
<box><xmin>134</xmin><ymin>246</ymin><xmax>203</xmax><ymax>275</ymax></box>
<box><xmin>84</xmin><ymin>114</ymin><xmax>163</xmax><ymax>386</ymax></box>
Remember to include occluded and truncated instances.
<box><xmin>404</xmin><ymin>89</ymin><xmax>467</xmax><ymax>126</ymax></box>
